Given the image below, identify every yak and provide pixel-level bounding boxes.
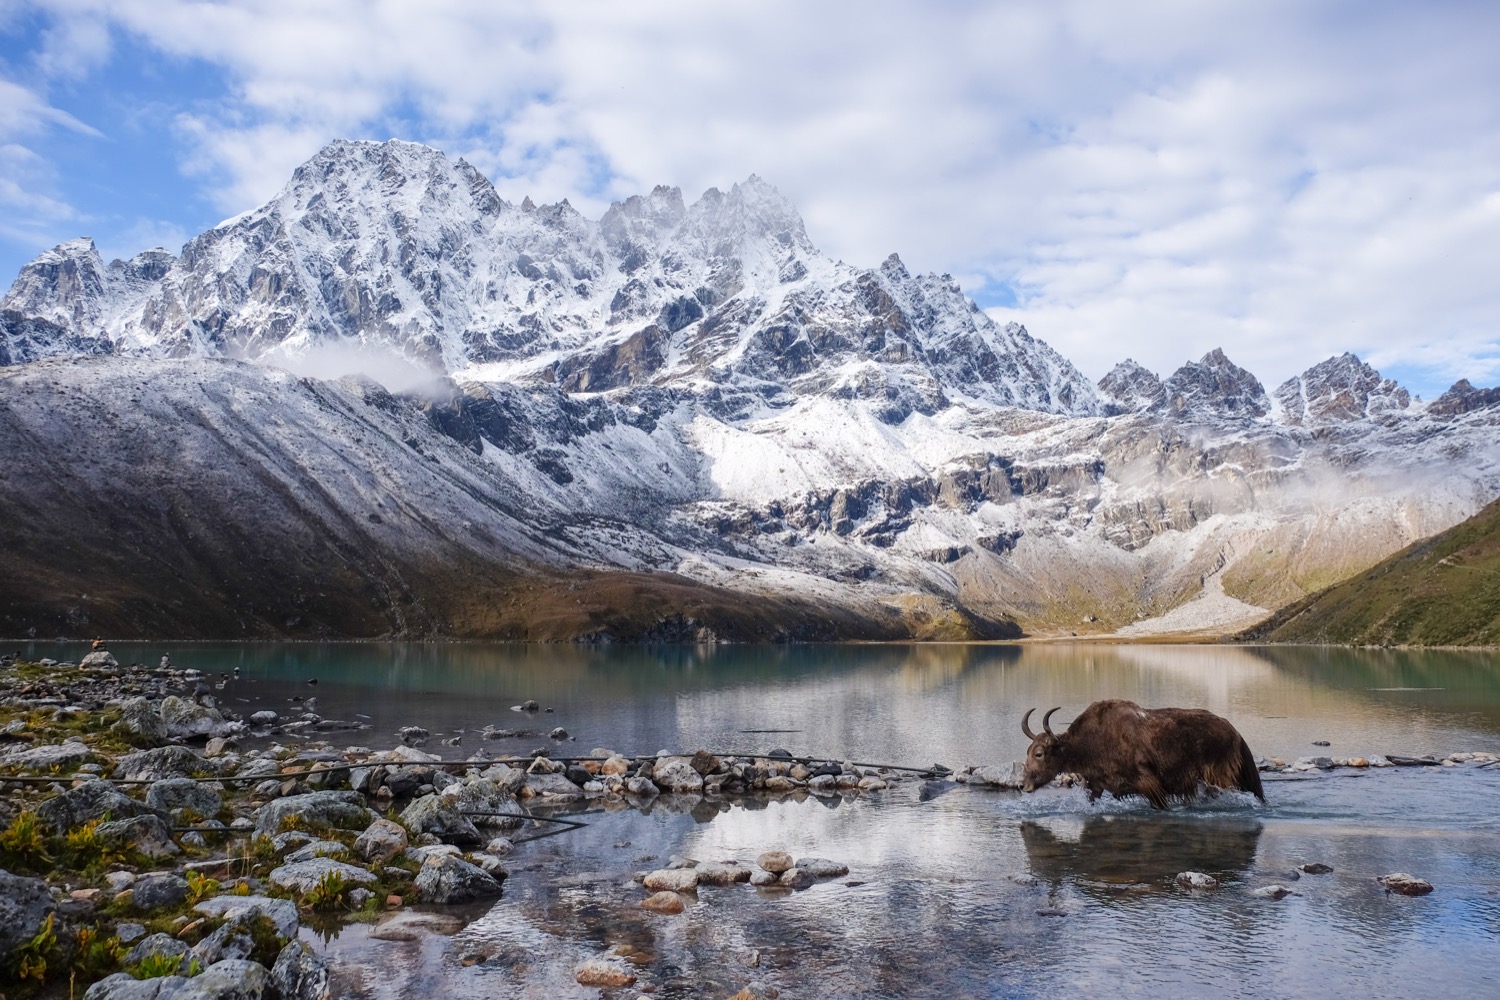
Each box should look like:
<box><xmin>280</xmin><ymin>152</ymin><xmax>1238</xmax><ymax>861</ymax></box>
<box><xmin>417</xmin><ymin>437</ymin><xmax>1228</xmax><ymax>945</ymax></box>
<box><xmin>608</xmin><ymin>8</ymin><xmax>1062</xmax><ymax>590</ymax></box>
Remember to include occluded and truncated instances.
<box><xmin>1020</xmin><ymin>699</ymin><xmax>1264</xmax><ymax>809</ymax></box>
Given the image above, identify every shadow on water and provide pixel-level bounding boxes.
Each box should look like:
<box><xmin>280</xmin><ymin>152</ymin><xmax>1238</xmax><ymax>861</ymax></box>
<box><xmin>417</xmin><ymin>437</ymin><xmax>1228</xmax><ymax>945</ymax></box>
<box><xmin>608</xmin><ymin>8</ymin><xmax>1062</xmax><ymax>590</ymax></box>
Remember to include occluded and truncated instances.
<box><xmin>1020</xmin><ymin>813</ymin><xmax>1262</xmax><ymax>893</ymax></box>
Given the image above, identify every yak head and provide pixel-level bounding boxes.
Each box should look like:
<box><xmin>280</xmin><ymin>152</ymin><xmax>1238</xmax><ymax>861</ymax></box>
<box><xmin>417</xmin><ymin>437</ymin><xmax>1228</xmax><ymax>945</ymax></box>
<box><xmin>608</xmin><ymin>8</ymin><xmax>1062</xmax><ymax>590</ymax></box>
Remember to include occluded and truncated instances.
<box><xmin>1020</xmin><ymin>707</ymin><xmax>1066</xmax><ymax>792</ymax></box>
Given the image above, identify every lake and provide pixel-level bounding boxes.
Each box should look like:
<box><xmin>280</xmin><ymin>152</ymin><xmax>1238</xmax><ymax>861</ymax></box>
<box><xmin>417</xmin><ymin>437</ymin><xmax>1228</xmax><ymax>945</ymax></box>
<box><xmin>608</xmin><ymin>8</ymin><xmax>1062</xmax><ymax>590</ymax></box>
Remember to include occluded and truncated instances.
<box><xmin>17</xmin><ymin>640</ymin><xmax>1500</xmax><ymax>998</ymax></box>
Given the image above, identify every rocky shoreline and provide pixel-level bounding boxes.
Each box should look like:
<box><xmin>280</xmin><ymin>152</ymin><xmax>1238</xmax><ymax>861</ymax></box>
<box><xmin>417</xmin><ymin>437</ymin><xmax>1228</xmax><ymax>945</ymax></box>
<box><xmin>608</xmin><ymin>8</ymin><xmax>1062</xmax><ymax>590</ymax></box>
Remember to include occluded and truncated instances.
<box><xmin>2</xmin><ymin>652</ymin><xmax>1476</xmax><ymax>998</ymax></box>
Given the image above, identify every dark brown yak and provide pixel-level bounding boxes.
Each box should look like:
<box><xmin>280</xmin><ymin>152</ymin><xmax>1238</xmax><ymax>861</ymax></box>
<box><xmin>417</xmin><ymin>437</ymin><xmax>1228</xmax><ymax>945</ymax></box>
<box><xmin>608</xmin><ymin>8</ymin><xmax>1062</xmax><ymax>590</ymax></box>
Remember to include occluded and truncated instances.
<box><xmin>1020</xmin><ymin>699</ymin><xmax>1264</xmax><ymax>809</ymax></box>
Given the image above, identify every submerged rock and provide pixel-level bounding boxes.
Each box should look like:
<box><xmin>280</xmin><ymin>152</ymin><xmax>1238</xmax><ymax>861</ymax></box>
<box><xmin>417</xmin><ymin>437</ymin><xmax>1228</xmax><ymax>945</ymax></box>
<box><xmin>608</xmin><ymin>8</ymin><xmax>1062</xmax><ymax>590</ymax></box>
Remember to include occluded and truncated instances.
<box><xmin>1176</xmin><ymin>871</ymin><xmax>1220</xmax><ymax>890</ymax></box>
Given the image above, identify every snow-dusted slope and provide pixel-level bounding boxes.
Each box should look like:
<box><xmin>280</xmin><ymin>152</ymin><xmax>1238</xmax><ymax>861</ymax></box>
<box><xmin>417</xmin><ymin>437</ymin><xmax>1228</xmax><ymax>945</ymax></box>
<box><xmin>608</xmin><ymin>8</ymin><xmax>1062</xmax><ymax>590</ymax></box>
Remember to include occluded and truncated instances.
<box><xmin>3</xmin><ymin>139</ymin><xmax>1500</xmax><ymax>640</ymax></box>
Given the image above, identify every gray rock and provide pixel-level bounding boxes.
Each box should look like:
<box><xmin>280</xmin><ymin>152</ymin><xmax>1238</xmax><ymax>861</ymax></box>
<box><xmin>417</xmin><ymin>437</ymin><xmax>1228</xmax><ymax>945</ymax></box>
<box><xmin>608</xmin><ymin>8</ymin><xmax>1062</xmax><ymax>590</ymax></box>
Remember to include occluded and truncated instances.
<box><xmin>80</xmin><ymin>650</ymin><xmax>120</xmax><ymax>669</ymax></box>
<box><xmin>268</xmin><ymin>859</ymin><xmax>378</xmax><ymax>895</ymax></box>
<box><xmin>526</xmin><ymin>771</ymin><xmax>586</xmax><ymax>799</ymax></box>
<box><xmin>284</xmin><ymin>839</ymin><xmax>350</xmax><ymax>863</ymax></box>
<box><xmin>253</xmin><ymin>791</ymin><xmax>370</xmax><ymax>837</ymax></box>
<box><xmin>114</xmin><ymin>697</ymin><xmax>169</xmax><ymax>748</ymax></box>
<box><xmin>749</xmin><ymin>870</ymin><xmax>780</xmax><ymax>886</ymax></box>
<box><xmin>98</xmin><ymin>814</ymin><xmax>181</xmax><ymax>859</ymax></box>
<box><xmin>193</xmin><ymin>896</ymin><xmax>299</xmax><ymax>940</ymax></box>
<box><xmin>1176</xmin><ymin>871</ymin><xmax>1220</xmax><ymax>890</ymax></box>
<box><xmin>271</xmin><ymin>941</ymin><xmax>331</xmax><ymax>1000</ymax></box>
<box><xmin>412</xmin><ymin>854</ymin><xmax>505</xmax><ymax>903</ymax></box>
<box><xmin>0</xmin><ymin>869</ymin><xmax>55</xmax><ymax>964</ymax></box>
<box><xmin>171</xmin><ymin>959</ymin><xmax>271</xmax><ymax>999</ymax></box>
<box><xmin>440</xmin><ymin>778</ymin><xmax>525</xmax><ymax>828</ymax></box>
<box><xmin>160</xmin><ymin>695</ymin><xmax>243</xmax><ymax>741</ymax></box>
<box><xmin>124</xmin><ymin>931</ymin><xmax>191</xmax><ymax>968</ymax></box>
<box><xmin>36</xmin><ymin>780</ymin><xmax>162</xmax><ymax>832</ymax></box>
<box><xmin>232</xmin><ymin>758</ymin><xmax>282</xmax><ymax>783</ymax></box>
<box><xmin>778</xmin><ymin>867</ymin><xmax>815</xmax><ymax>889</ymax></box>
<box><xmin>1250</xmin><ymin>884</ymin><xmax>1298</xmax><ymax>899</ymax></box>
<box><xmin>795</xmin><ymin>857</ymin><xmax>849</xmax><ymax>878</ymax></box>
<box><xmin>2</xmin><ymin>741</ymin><xmax>92</xmax><ymax>769</ymax></box>
<box><xmin>115</xmin><ymin>921</ymin><xmax>147</xmax><ymax>944</ymax></box>
<box><xmin>1298</xmin><ymin>862</ymin><xmax>1334</xmax><ymax>875</ymax></box>
<box><xmin>191</xmin><ymin>918</ymin><xmax>256</xmax><ymax>967</ymax></box>
<box><xmin>249</xmin><ymin>711</ymin><xmax>279</xmax><ymax>726</ymax></box>
<box><xmin>652</xmin><ymin>757</ymin><xmax>705</xmax><ymax>793</ymax></box>
<box><xmin>967</xmin><ymin>762</ymin><xmax>1026</xmax><ymax>789</ymax></box>
<box><xmin>85</xmin><ymin>973</ymin><xmax>188</xmax><ymax>1000</ymax></box>
<box><xmin>643</xmin><ymin>868</ymin><xmax>699</xmax><ymax>892</ymax></box>
<box><xmin>354</xmin><ymin>817</ymin><xmax>409</xmax><ymax>865</ymax></box>
<box><xmin>114</xmin><ymin>745</ymin><xmax>207</xmax><ymax>782</ymax></box>
<box><xmin>625</xmin><ymin>776</ymin><xmax>660</xmax><ymax>798</ymax></box>
<box><xmin>756</xmin><ymin>850</ymin><xmax>794</xmax><ymax>874</ymax></box>
<box><xmin>696</xmin><ymin>861</ymin><xmax>752</xmax><ymax>885</ymax></box>
<box><xmin>400</xmin><ymin>794</ymin><xmax>482</xmax><ymax>843</ymax></box>
<box><xmin>146</xmin><ymin>777</ymin><xmax>223</xmax><ymax>818</ymax></box>
<box><xmin>131</xmin><ymin>874</ymin><xmax>190</xmax><ymax>910</ymax></box>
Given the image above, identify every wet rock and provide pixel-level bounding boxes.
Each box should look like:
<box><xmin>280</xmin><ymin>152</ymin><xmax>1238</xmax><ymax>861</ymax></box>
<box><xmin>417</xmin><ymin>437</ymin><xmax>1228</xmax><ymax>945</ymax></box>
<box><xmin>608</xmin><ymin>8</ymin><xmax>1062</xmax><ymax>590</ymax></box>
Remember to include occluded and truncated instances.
<box><xmin>354</xmin><ymin>817</ymin><xmax>409</xmax><ymax>865</ymax></box>
<box><xmin>114</xmin><ymin>745</ymin><xmax>206</xmax><ymax>782</ymax></box>
<box><xmin>400</xmin><ymin>794</ymin><xmax>482</xmax><ymax>844</ymax></box>
<box><xmin>271</xmin><ymin>940</ymin><xmax>331</xmax><ymax>1000</ymax></box>
<box><xmin>398</xmin><ymin>726</ymin><xmax>429</xmax><ymax>746</ymax></box>
<box><xmin>1298</xmin><ymin>863</ymin><xmax>1334</xmax><ymax>875</ymax></box>
<box><xmin>1176</xmin><ymin>871</ymin><xmax>1220</xmax><ymax>890</ymax></box>
<box><xmin>485</xmin><ymin>836</ymin><xmax>515</xmax><ymax>855</ymax></box>
<box><xmin>36</xmin><ymin>780</ymin><xmax>162</xmax><ymax>832</ymax></box>
<box><xmin>254</xmin><ymin>791</ymin><xmax>370</xmax><ymax>837</ymax></box>
<box><xmin>411</xmin><ymin>854</ymin><xmax>505</xmax><ymax>903</ymax></box>
<box><xmin>172</xmin><ymin>958</ymin><xmax>271</xmax><ymax>999</ymax></box>
<box><xmin>626</xmin><ymin>776</ymin><xmax>660</xmax><ymax>797</ymax></box>
<box><xmin>966</xmin><ymin>762</ymin><xmax>1026</xmax><ymax>789</ymax></box>
<box><xmin>757</xmin><ymin>850</ymin><xmax>793</xmax><ymax>874</ymax></box>
<box><xmin>368</xmin><ymin>910</ymin><xmax>465</xmax><ymax>941</ymax></box>
<box><xmin>796</xmin><ymin>857</ymin><xmax>849</xmax><ymax>878</ymax></box>
<box><xmin>641</xmin><ymin>890</ymin><xmax>687</xmax><ymax>913</ymax></box>
<box><xmin>84</xmin><ymin>973</ymin><xmax>189</xmax><ymax>999</ymax></box>
<box><xmin>1293</xmin><ymin>756</ymin><xmax>1335</xmax><ymax>771</ymax></box>
<box><xmin>1251</xmin><ymin>885</ymin><xmax>1298</xmax><ymax>900</ymax></box>
<box><xmin>1378</xmin><ymin>873</ymin><xmax>1434</xmax><ymax>896</ymax></box>
<box><xmin>1367</xmin><ymin>755</ymin><xmax>1393</xmax><ymax>767</ymax></box>
<box><xmin>114</xmin><ymin>697</ymin><xmax>170</xmax><ymax>747</ymax></box>
<box><xmin>99</xmin><ymin>814</ymin><xmax>180</xmax><ymax>859</ymax></box>
<box><xmin>1387</xmin><ymin>754</ymin><xmax>1440</xmax><ymax>767</ymax></box>
<box><xmin>574</xmin><ymin>958</ymin><xmax>636</xmax><ymax>988</ymax></box>
<box><xmin>249</xmin><ymin>711</ymin><xmax>278</xmax><ymax>726</ymax></box>
<box><xmin>268</xmin><ymin>859</ymin><xmax>378</xmax><ymax>894</ymax></box>
<box><xmin>857</xmin><ymin>775</ymin><xmax>888</xmax><ymax>791</ymax></box>
<box><xmin>1311</xmin><ymin>740</ymin><xmax>1331</xmax><ymax>747</ymax></box>
<box><xmin>0</xmin><ymin>869</ymin><xmax>55</xmax><ymax>964</ymax></box>
<box><xmin>653</xmin><ymin>756</ymin><xmax>706</xmax><ymax>793</ymax></box>
<box><xmin>728</xmin><ymin>983</ymin><xmax>781</xmax><ymax>1000</ymax></box>
<box><xmin>526</xmin><ymin>771</ymin><xmax>586</xmax><ymax>800</ymax></box>
<box><xmin>439</xmin><ymin>778</ymin><xmax>524</xmax><ymax>828</ymax></box>
<box><xmin>696</xmin><ymin>861</ymin><xmax>753</xmax><ymax>885</ymax></box>
<box><xmin>194</xmin><ymin>896</ymin><xmax>299</xmax><ymax>940</ymax></box>
<box><xmin>778</xmin><ymin>868</ymin><xmax>815</xmax><ymax>889</ymax></box>
<box><xmin>749</xmin><ymin>870</ymin><xmax>780</xmax><ymax>887</ymax></box>
<box><xmin>146</xmin><ymin>777</ymin><xmax>223</xmax><ymax>817</ymax></box>
<box><xmin>643</xmin><ymin>868</ymin><xmax>699</xmax><ymax>892</ymax></box>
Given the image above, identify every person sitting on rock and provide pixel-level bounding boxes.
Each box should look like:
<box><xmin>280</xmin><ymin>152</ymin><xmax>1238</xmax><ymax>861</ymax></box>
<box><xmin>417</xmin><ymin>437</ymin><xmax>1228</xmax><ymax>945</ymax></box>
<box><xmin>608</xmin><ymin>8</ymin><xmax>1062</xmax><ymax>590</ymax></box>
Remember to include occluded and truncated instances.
<box><xmin>91</xmin><ymin>637</ymin><xmax>107</xmax><ymax>651</ymax></box>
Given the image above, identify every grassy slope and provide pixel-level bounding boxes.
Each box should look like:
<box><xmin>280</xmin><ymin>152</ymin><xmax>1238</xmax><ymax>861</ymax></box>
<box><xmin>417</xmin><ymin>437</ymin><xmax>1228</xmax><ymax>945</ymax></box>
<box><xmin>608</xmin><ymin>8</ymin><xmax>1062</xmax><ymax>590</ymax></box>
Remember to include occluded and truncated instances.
<box><xmin>1237</xmin><ymin>496</ymin><xmax>1500</xmax><ymax>646</ymax></box>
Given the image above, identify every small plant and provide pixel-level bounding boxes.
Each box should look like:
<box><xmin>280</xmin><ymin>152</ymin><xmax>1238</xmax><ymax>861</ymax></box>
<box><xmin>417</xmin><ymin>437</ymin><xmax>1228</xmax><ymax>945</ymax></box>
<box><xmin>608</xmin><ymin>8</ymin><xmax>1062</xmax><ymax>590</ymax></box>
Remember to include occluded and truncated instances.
<box><xmin>302</xmin><ymin>869</ymin><xmax>347</xmax><ymax>912</ymax></box>
<box><xmin>185</xmin><ymin>869</ymin><xmax>221</xmax><ymax>905</ymax></box>
<box><xmin>70</xmin><ymin>925</ymin><xmax>125</xmax><ymax>980</ymax></box>
<box><xmin>232</xmin><ymin>879</ymin><xmax>253</xmax><ymax>896</ymax></box>
<box><xmin>132</xmin><ymin>951</ymin><xmax>194</xmax><ymax>980</ymax></box>
<box><xmin>0</xmin><ymin>809</ymin><xmax>52</xmax><ymax>869</ymax></box>
<box><xmin>8</xmin><ymin>911</ymin><xmax>57</xmax><ymax>984</ymax></box>
<box><xmin>62</xmin><ymin>817</ymin><xmax>125</xmax><ymax>872</ymax></box>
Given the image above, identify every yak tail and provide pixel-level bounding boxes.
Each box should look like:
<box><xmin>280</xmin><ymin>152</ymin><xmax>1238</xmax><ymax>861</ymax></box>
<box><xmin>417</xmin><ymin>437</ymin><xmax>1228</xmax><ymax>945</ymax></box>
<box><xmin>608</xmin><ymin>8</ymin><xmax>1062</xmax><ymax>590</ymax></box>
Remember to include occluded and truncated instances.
<box><xmin>1237</xmin><ymin>737</ymin><xmax>1266</xmax><ymax>802</ymax></box>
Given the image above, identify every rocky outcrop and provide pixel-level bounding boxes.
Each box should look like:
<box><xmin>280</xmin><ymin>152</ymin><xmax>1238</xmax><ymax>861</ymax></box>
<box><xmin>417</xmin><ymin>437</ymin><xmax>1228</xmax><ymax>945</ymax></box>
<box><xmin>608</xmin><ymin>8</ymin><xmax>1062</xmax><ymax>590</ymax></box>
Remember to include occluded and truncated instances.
<box><xmin>1161</xmin><ymin>348</ymin><xmax>1270</xmax><ymax>420</ymax></box>
<box><xmin>1274</xmin><ymin>353</ymin><xmax>1411</xmax><ymax>424</ymax></box>
<box><xmin>1427</xmin><ymin>378</ymin><xmax>1500</xmax><ymax>417</ymax></box>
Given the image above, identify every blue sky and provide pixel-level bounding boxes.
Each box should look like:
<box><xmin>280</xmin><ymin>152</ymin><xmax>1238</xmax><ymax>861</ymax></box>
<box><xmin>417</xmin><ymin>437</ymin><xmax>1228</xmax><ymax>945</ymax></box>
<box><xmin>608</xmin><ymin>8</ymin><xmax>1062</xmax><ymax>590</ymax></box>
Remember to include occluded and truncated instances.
<box><xmin>2</xmin><ymin>0</ymin><xmax>1498</xmax><ymax>396</ymax></box>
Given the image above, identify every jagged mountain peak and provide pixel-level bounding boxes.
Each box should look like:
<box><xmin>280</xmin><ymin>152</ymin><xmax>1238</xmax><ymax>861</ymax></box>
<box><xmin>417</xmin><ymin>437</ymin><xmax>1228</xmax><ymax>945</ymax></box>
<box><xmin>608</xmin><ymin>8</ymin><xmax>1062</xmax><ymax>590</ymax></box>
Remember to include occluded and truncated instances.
<box><xmin>1162</xmin><ymin>348</ymin><xmax>1269</xmax><ymax>420</ymax></box>
<box><xmin>1274</xmin><ymin>352</ymin><xmax>1411</xmax><ymax>425</ymax></box>
<box><xmin>1098</xmin><ymin>358</ymin><xmax>1167</xmax><ymax>414</ymax></box>
<box><xmin>1428</xmin><ymin>378</ymin><xmax>1500</xmax><ymax>417</ymax></box>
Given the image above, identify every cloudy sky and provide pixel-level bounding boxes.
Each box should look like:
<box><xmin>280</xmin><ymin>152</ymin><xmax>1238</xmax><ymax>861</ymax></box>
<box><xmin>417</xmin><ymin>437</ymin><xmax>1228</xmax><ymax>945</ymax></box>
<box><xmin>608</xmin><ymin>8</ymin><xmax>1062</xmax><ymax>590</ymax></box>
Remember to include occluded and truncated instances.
<box><xmin>1</xmin><ymin>0</ymin><xmax>1497</xmax><ymax>395</ymax></box>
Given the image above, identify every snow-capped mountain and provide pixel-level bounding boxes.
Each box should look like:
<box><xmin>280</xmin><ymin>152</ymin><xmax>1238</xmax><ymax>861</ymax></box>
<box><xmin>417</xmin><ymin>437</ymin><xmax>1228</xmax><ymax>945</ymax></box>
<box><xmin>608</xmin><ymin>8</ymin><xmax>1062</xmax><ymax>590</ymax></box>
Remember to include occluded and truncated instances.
<box><xmin>2</xmin><ymin>139</ymin><xmax>1498</xmax><ymax>641</ymax></box>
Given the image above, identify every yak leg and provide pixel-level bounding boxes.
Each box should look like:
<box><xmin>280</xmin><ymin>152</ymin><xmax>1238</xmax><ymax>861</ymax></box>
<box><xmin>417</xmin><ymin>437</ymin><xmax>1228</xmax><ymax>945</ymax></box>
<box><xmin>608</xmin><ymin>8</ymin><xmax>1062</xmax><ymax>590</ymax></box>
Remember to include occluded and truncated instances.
<box><xmin>1135</xmin><ymin>772</ymin><xmax>1170</xmax><ymax>810</ymax></box>
<box><xmin>1087</xmin><ymin>780</ymin><xmax>1105</xmax><ymax>802</ymax></box>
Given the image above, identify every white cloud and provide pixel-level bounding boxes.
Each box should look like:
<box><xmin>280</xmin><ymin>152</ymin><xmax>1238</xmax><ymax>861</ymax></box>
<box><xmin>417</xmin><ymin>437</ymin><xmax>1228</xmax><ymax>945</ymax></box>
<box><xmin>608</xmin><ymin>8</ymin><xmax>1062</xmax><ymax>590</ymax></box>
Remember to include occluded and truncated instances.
<box><xmin>12</xmin><ymin>0</ymin><xmax>1500</xmax><ymax>393</ymax></box>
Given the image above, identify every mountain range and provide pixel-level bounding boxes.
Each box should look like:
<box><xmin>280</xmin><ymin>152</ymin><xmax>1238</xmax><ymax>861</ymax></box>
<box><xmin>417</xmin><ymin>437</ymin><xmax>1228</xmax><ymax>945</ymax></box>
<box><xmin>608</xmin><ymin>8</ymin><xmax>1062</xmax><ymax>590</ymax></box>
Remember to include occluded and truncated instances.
<box><xmin>2</xmin><ymin>139</ymin><xmax>1498</xmax><ymax>641</ymax></box>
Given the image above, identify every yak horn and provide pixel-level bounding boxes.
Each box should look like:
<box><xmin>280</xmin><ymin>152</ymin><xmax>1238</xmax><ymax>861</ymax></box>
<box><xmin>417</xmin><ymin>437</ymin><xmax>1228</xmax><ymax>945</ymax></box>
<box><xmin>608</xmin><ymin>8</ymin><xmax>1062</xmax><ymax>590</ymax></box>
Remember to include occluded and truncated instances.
<box><xmin>1041</xmin><ymin>706</ymin><xmax>1063</xmax><ymax>736</ymax></box>
<box><xmin>1021</xmin><ymin>708</ymin><xmax>1037</xmax><ymax>740</ymax></box>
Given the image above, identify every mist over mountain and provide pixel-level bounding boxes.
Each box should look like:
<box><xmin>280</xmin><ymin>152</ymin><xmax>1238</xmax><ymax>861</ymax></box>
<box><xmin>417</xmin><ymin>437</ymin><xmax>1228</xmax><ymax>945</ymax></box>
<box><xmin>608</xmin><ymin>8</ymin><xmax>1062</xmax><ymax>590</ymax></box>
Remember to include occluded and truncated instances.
<box><xmin>2</xmin><ymin>139</ymin><xmax>1498</xmax><ymax>641</ymax></box>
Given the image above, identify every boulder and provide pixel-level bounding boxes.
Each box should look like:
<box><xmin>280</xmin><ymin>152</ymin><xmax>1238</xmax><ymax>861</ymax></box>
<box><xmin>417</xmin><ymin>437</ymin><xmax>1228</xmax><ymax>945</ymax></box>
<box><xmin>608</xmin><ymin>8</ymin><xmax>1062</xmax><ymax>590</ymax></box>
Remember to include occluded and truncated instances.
<box><xmin>441</xmin><ymin>778</ymin><xmax>525</xmax><ymax>828</ymax></box>
<box><xmin>131</xmin><ymin>874</ymin><xmax>189</xmax><ymax>910</ymax></box>
<box><xmin>2</xmin><ymin>741</ymin><xmax>92</xmax><ymax>770</ymax></box>
<box><xmin>643</xmin><ymin>868</ymin><xmax>699</xmax><ymax>892</ymax></box>
<box><xmin>1378</xmin><ymin>873</ymin><xmax>1434</xmax><ymax>896</ymax></box>
<box><xmin>1176</xmin><ymin>871</ymin><xmax>1220</xmax><ymax>890</ymax></box>
<box><xmin>652</xmin><ymin>757</ymin><xmax>705</xmax><ymax>793</ymax></box>
<box><xmin>254</xmin><ymin>791</ymin><xmax>370</xmax><ymax>837</ymax></box>
<box><xmin>778</xmin><ymin>868</ymin><xmax>814</xmax><ymax>889</ymax></box>
<box><xmin>400</xmin><ymin>794</ymin><xmax>482</xmax><ymax>844</ymax></box>
<box><xmin>160</xmin><ymin>695</ymin><xmax>243</xmax><ymax>741</ymax></box>
<box><xmin>98</xmin><ymin>814</ymin><xmax>180</xmax><ymax>859</ymax></box>
<box><xmin>171</xmin><ymin>958</ymin><xmax>271</xmax><ymax>999</ymax></box>
<box><xmin>284</xmin><ymin>840</ymin><xmax>350</xmax><ymax>863</ymax></box>
<box><xmin>249</xmin><ymin>711</ymin><xmax>279</xmax><ymax>726</ymax></box>
<box><xmin>411</xmin><ymin>854</ymin><xmax>505</xmax><ymax>904</ymax></box>
<box><xmin>641</xmin><ymin>890</ymin><xmax>686</xmax><ymax>913</ymax></box>
<box><xmin>268</xmin><ymin>859</ymin><xmax>377</xmax><ymax>895</ymax></box>
<box><xmin>696</xmin><ymin>861</ymin><xmax>753</xmax><ymax>886</ymax></box>
<box><xmin>146</xmin><ymin>778</ymin><xmax>223</xmax><ymax>818</ymax></box>
<box><xmin>114</xmin><ymin>697</ymin><xmax>169</xmax><ymax>748</ymax></box>
<box><xmin>525</xmin><ymin>772</ymin><xmax>585</xmax><ymax>800</ymax></box>
<box><xmin>124</xmin><ymin>931</ymin><xmax>191</xmax><ymax>968</ymax></box>
<box><xmin>967</xmin><ymin>762</ymin><xmax>1026</xmax><ymax>789</ymax></box>
<box><xmin>756</xmin><ymin>850</ymin><xmax>793</xmax><ymax>874</ymax></box>
<box><xmin>795</xmin><ymin>857</ymin><xmax>849</xmax><ymax>878</ymax></box>
<box><xmin>79</xmin><ymin>650</ymin><xmax>119</xmax><ymax>669</ymax></box>
<box><xmin>114</xmin><ymin>745</ymin><xmax>206</xmax><ymax>782</ymax></box>
<box><xmin>271</xmin><ymin>941</ymin><xmax>332</xmax><ymax>1000</ymax></box>
<box><xmin>574</xmin><ymin>958</ymin><xmax>636</xmax><ymax>988</ymax></box>
<box><xmin>84</xmin><ymin>972</ymin><xmax>188</xmax><ymax>999</ymax></box>
<box><xmin>37</xmin><ymin>780</ymin><xmax>161</xmax><ymax>833</ymax></box>
<box><xmin>354</xmin><ymin>818</ymin><xmax>409</xmax><ymax>865</ymax></box>
<box><xmin>194</xmin><ymin>895</ymin><xmax>300</xmax><ymax>940</ymax></box>
<box><xmin>0</xmin><ymin>869</ymin><xmax>55</xmax><ymax>965</ymax></box>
